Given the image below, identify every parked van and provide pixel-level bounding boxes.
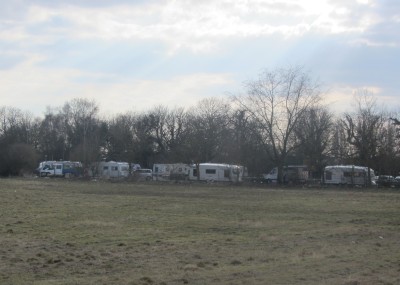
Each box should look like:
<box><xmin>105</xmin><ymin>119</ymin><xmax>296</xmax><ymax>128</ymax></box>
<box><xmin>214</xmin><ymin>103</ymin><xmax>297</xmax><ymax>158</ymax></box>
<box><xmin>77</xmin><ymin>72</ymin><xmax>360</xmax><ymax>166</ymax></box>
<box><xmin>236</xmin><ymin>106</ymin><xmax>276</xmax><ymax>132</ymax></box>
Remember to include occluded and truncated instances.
<box><xmin>263</xmin><ymin>165</ymin><xmax>308</xmax><ymax>184</ymax></box>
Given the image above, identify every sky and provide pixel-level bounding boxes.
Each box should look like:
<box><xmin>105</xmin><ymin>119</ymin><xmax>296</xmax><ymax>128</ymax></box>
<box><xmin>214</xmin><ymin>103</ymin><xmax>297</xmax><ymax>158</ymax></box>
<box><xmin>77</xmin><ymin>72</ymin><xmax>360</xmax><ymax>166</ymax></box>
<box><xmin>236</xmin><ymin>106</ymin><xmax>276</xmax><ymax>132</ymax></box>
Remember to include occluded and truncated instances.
<box><xmin>0</xmin><ymin>0</ymin><xmax>399</xmax><ymax>117</ymax></box>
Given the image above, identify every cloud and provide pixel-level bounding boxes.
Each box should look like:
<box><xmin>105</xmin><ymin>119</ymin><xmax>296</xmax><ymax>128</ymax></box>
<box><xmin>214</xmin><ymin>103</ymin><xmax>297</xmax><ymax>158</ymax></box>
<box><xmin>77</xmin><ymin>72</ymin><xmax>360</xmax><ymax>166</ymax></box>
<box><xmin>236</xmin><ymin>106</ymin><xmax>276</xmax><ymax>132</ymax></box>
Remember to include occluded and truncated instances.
<box><xmin>322</xmin><ymin>84</ymin><xmax>385</xmax><ymax>114</ymax></box>
<box><xmin>1</xmin><ymin>0</ymin><xmax>389</xmax><ymax>55</ymax></box>
<box><xmin>94</xmin><ymin>73</ymin><xmax>236</xmax><ymax>115</ymax></box>
<box><xmin>0</xmin><ymin>54</ymin><xmax>235</xmax><ymax>115</ymax></box>
<box><xmin>0</xmin><ymin>0</ymin><xmax>398</xmax><ymax>117</ymax></box>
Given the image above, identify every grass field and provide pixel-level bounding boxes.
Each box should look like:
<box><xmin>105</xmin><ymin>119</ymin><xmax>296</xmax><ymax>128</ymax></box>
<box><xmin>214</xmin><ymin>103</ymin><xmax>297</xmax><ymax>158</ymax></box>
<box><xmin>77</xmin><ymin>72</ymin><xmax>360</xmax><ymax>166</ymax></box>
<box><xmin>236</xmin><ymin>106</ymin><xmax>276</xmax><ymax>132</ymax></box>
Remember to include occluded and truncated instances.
<box><xmin>0</xmin><ymin>178</ymin><xmax>399</xmax><ymax>285</ymax></box>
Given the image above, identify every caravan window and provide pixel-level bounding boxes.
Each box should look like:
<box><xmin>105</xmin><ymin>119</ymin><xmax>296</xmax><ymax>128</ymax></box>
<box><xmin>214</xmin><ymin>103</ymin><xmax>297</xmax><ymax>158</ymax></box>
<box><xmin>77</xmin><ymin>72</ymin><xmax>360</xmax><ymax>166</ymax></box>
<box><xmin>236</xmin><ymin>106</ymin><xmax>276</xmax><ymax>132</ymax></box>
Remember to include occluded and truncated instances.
<box><xmin>56</xmin><ymin>165</ymin><xmax>62</xmax><ymax>170</ymax></box>
<box><xmin>192</xmin><ymin>169</ymin><xmax>198</xmax><ymax>177</ymax></box>
<box><xmin>155</xmin><ymin>166</ymin><xmax>159</xmax><ymax>173</ymax></box>
<box><xmin>103</xmin><ymin>166</ymin><xmax>109</xmax><ymax>170</ymax></box>
<box><xmin>111</xmin><ymin>166</ymin><xmax>118</xmax><ymax>171</ymax></box>
<box><xmin>206</xmin><ymin>169</ymin><xmax>216</xmax><ymax>174</ymax></box>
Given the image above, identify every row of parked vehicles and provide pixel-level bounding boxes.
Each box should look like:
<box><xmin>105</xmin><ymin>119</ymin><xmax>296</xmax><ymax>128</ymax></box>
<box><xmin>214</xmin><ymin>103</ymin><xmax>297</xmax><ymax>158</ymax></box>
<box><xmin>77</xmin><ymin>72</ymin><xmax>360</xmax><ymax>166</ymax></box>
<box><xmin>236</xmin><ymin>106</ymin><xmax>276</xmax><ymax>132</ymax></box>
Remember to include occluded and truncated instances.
<box><xmin>35</xmin><ymin>160</ymin><xmax>154</xmax><ymax>180</ymax></box>
<box><xmin>263</xmin><ymin>165</ymin><xmax>400</xmax><ymax>188</ymax></box>
<box><xmin>35</xmin><ymin>161</ymin><xmax>245</xmax><ymax>182</ymax></box>
<box><xmin>36</xmin><ymin>160</ymin><xmax>400</xmax><ymax>187</ymax></box>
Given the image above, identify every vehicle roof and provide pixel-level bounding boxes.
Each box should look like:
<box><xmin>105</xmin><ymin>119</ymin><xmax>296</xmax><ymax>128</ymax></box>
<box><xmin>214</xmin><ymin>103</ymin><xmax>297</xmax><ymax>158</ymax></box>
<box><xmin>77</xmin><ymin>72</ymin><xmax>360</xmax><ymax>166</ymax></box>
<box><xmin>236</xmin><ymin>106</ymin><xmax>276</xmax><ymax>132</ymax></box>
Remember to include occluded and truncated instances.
<box><xmin>325</xmin><ymin>165</ymin><xmax>372</xmax><ymax>171</ymax></box>
<box><xmin>196</xmin><ymin>163</ymin><xmax>241</xmax><ymax>168</ymax></box>
<box><xmin>99</xmin><ymin>161</ymin><xmax>129</xmax><ymax>165</ymax></box>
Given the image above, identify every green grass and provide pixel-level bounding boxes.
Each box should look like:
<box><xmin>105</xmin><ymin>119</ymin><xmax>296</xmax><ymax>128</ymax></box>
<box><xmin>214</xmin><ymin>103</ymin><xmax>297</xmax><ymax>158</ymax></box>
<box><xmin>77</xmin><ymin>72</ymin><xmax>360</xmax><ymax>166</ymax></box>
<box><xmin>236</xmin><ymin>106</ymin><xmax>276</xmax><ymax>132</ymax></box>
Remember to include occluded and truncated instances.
<box><xmin>1</xmin><ymin>178</ymin><xmax>400</xmax><ymax>285</ymax></box>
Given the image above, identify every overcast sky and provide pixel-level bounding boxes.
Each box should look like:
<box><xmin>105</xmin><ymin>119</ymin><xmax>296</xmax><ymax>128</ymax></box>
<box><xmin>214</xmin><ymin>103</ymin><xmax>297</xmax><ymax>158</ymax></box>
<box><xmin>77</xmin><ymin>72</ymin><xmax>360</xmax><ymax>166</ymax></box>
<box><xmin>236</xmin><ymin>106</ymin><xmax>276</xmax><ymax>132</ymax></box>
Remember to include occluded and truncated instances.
<box><xmin>0</xmin><ymin>0</ymin><xmax>399</xmax><ymax>116</ymax></box>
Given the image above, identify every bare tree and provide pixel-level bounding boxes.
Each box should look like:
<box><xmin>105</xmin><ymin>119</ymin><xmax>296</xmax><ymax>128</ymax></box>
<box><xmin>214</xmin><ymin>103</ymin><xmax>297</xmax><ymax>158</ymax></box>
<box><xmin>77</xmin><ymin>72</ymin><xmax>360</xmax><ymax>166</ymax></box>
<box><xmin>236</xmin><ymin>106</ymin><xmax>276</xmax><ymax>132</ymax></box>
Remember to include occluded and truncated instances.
<box><xmin>62</xmin><ymin>98</ymin><xmax>100</xmax><ymax>166</ymax></box>
<box><xmin>103</xmin><ymin>113</ymin><xmax>136</xmax><ymax>162</ymax></box>
<box><xmin>38</xmin><ymin>109</ymin><xmax>68</xmax><ymax>161</ymax></box>
<box><xmin>330</xmin><ymin>119</ymin><xmax>352</xmax><ymax>165</ymax></box>
<box><xmin>147</xmin><ymin>106</ymin><xmax>189</xmax><ymax>162</ymax></box>
<box><xmin>234</xmin><ymin>66</ymin><xmax>321</xmax><ymax>183</ymax></box>
<box><xmin>0</xmin><ymin>106</ymin><xmax>39</xmax><ymax>175</ymax></box>
<box><xmin>186</xmin><ymin>98</ymin><xmax>232</xmax><ymax>163</ymax></box>
<box><xmin>294</xmin><ymin>106</ymin><xmax>333</xmax><ymax>179</ymax></box>
<box><xmin>342</xmin><ymin>90</ymin><xmax>385</xmax><ymax>186</ymax></box>
<box><xmin>130</xmin><ymin>112</ymin><xmax>159</xmax><ymax>168</ymax></box>
<box><xmin>0</xmin><ymin>106</ymin><xmax>35</xmax><ymax>144</ymax></box>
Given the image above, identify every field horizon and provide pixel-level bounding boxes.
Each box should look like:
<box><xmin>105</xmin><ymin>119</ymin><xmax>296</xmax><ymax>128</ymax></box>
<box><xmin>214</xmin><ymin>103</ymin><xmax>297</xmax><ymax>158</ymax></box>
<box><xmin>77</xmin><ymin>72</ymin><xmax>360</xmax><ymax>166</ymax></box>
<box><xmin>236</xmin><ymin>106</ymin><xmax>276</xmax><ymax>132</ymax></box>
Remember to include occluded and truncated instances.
<box><xmin>1</xmin><ymin>178</ymin><xmax>399</xmax><ymax>285</ymax></box>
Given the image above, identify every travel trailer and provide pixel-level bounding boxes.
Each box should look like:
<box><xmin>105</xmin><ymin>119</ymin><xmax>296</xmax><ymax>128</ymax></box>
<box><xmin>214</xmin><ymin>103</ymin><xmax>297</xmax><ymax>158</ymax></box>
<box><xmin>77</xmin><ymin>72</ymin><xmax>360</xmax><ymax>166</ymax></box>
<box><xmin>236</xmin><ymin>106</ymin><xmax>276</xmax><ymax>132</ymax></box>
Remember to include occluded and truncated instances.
<box><xmin>153</xmin><ymin>163</ymin><xmax>191</xmax><ymax>181</ymax></box>
<box><xmin>189</xmin><ymin>163</ymin><xmax>244</xmax><ymax>182</ymax></box>
<box><xmin>37</xmin><ymin>161</ymin><xmax>82</xmax><ymax>177</ymax></box>
<box><xmin>323</xmin><ymin>165</ymin><xmax>376</xmax><ymax>186</ymax></box>
<box><xmin>263</xmin><ymin>165</ymin><xmax>309</xmax><ymax>184</ymax></box>
<box><xmin>92</xmin><ymin>161</ymin><xmax>130</xmax><ymax>179</ymax></box>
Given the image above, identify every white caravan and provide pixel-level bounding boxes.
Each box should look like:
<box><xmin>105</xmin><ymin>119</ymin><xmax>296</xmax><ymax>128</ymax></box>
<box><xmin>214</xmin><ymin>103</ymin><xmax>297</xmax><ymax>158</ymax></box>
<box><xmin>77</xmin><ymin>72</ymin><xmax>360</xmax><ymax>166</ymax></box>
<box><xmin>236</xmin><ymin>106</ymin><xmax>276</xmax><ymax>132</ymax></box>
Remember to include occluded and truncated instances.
<box><xmin>324</xmin><ymin>165</ymin><xmax>376</xmax><ymax>186</ymax></box>
<box><xmin>153</xmin><ymin>163</ymin><xmax>191</xmax><ymax>181</ymax></box>
<box><xmin>189</xmin><ymin>163</ymin><xmax>244</xmax><ymax>182</ymax></box>
<box><xmin>93</xmin><ymin>161</ymin><xmax>130</xmax><ymax>179</ymax></box>
<box><xmin>263</xmin><ymin>165</ymin><xmax>308</xmax><ymax>183</ymax></box>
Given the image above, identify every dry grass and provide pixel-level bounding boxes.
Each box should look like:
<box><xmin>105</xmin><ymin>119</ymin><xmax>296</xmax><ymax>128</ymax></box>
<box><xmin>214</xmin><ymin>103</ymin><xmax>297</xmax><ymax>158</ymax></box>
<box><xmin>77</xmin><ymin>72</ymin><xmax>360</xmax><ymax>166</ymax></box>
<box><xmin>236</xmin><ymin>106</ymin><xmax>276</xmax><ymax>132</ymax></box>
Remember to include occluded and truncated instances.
<box><xmin>0</xmin><ymin>178</ymin><xmax>400</xmax><ymax>284</ymax></box>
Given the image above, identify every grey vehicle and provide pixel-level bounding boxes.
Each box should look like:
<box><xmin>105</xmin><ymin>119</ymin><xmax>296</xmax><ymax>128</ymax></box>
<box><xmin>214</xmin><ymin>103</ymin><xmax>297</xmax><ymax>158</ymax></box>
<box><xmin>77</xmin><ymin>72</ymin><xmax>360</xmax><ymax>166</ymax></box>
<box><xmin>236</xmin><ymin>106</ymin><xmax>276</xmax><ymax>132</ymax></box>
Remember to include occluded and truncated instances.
<box><xmin>376</xmin><ymin>175</ymin><xmax>395</xmax><ymax>187</ymax></box>
<box><xmin>133</xmin><ymin>169</ymin><xmax>153</xmax><ymax>181</ymax></box>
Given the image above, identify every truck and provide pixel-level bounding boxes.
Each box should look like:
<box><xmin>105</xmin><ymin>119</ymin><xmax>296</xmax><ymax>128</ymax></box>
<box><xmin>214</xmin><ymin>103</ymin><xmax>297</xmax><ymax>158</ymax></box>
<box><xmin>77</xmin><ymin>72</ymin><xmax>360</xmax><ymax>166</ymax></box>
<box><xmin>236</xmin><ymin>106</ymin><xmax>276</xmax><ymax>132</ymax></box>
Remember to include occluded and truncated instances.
<box><xmin>263</xmin><ymin>165</ymin><xmax>309</xmax><ymax>184</ymax></box>
<box><xmin>38</xmin><ymin>161</ymin><xmax>82</xmax><ymax>177</ymax></box>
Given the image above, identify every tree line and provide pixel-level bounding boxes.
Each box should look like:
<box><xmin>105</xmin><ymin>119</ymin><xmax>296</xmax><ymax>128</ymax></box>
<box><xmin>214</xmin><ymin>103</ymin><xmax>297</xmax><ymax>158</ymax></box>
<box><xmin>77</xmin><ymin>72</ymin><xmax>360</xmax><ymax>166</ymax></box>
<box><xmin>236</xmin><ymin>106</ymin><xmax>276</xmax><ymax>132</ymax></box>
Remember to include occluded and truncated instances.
<box><xmin>1</xmin><ymin>66</ymin><xmax>399</xmax><ymax>182</ymax></box>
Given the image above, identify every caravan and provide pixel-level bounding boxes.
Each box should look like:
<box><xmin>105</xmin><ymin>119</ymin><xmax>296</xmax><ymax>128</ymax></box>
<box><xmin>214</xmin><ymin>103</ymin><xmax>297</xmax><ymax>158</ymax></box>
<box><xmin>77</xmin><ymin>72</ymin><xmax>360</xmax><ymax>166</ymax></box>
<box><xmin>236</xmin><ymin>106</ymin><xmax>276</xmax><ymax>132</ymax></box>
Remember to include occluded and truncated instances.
<box><xmin>153</xmin><ymin>163</ymin><xmax>191</xmax><ymax>181</ymax></box>
<box><xmin>92</xmin><ymin>161</ymin><xmax>130</xmax><ymax>179</ymax></box>
<box><xmin>324</xmin><ymin>165</ymin><xmax>376</xmax><ymax>186</ymax></box>
<box><xmin>189</xmin><ymin>163</ymin><xmax>244</xmax><ymax>182</ymax></box>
